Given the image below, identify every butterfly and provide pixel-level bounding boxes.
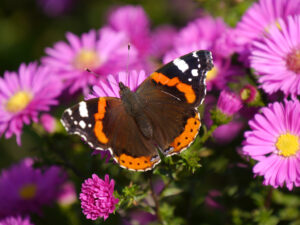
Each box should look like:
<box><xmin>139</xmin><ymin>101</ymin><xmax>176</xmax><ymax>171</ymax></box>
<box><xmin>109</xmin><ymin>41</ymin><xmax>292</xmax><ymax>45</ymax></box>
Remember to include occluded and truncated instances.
<box><xmin>61</xmin><ymin>50</ymin><xmax>213</xmax><ymax>171</ymax></box>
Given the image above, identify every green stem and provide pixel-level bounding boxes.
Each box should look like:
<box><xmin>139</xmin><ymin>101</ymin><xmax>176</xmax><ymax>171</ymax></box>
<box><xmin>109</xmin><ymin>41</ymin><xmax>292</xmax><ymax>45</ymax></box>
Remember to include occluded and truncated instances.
<box><xmin>199</xmin><ymin>124</ymin><xmax>218</xmax><ymax>143</ymax></box>
<box><xmin>149</xmin><ymin>174</ymin><xmax>162</xmax><ymax>223</ymax></box>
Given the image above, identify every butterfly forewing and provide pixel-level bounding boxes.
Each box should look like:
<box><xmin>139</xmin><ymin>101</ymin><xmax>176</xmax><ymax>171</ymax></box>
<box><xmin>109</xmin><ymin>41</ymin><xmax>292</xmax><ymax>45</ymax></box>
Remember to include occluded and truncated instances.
<box><xmin>154</xmin><ymin>50</ymin><xmax>213</xmax><ymax>107</ymax></box>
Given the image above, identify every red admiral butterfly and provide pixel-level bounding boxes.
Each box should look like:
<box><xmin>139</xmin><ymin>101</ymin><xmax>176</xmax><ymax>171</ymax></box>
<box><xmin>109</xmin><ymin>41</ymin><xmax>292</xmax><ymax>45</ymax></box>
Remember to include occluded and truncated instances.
<box><xmin>61</xmin><ymin>50</ymin><xmax>213</xmax><ymax>171</ymax></box>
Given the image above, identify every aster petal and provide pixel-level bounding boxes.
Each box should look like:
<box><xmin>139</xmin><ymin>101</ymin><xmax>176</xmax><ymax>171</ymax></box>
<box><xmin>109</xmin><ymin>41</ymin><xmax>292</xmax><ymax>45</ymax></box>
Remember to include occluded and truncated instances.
<box><xmin>253</xmin><ymin>154</ymin><xmax>278</xmax><ymax>175</ymax></box>
<box><xmin>276</xmin><ymin>158</ymin><xmax>288</xmax><ymax>187</ymax></box>
<box><xmin>66</xmin><ymin>32</ymin><xmax>82</xmax><ymax>51</ymax></box>
<box><xmin>288</xmin><ymin>157</ymin><xmax>297</xmax><ymax>183</ymax></box>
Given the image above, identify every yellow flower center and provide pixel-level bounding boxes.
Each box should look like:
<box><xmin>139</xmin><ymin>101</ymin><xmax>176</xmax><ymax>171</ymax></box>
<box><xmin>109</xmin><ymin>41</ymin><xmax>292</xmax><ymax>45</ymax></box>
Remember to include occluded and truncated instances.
<box><xmin>240</xmin><ymin>88</ymin><xmax>251</xmax><ymax>101</ymax></box>
<box><xmin>275</xmin><ymin>133</ymin><xmax>299</xmax><ymax>157</ymax></box>
<box><xmin>206</xmin><ymin>67</ymin><xmax>218</xmax><ymax>81</ymax></box>
<box><xmin>19</xmin><ymin>183</ymin><xmax>37</xmax><ymax>200</ymax></box>
<box><xmin>264</xmin><ymin>20</ymin><xmax>282</xmax><ymax>33</ymax></box>
<box><xmin>6</xmin><ymin>91</ymin><xmax>32</xmax><ymax>113</ymax></box>
<box><xmin>286</xmin><ymin>49</ymin><xmax>300</xmax><ymax>74</ymax></box>
<box><xmin>73</xmin><ymin>49</ymin><xmax>101</xmax><ymax>71</ymax></box>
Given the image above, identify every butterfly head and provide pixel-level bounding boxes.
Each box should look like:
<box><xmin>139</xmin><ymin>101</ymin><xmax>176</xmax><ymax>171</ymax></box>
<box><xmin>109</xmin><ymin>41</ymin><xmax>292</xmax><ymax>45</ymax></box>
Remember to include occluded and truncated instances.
<box><xmin>119</xmin><ymin>82</ymin><xmax>131</xmax><ymax>99</ymax></box>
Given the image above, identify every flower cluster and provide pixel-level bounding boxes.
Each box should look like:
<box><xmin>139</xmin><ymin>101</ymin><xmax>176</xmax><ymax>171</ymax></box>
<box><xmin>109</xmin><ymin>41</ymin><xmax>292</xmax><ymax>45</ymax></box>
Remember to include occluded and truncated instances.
<box><xmin>80</xmin><ymin>174</ymin><xmax>118</xmax><ymax>220</ymax></box>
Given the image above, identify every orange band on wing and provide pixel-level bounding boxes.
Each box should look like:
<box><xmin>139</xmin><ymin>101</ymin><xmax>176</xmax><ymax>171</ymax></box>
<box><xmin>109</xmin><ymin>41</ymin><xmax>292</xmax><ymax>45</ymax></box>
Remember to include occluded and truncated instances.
<box><xmin>94</xmin><ymin>98</ymin><xmax>109</xmax><ymax>144</ymax></box>
<box><xmin>176</xmin><ymin>83</ymin><xmax>196</xmax><ymax>103</ymax></box>
<box><xmin>94</xmin><ymin>98</ymin><xmax>106</xmax><ymax>120</ymax></box>
<box><xmin>169</xmin><ymin>113</ymin><xmax>201</xmax><ymax>153</ymax></box>
<box><xmin>94</xmin><ymin>121</ymin><xmax>109</xmax><ymax>144</ymax></box>
<box><xmin>151</xmin><ymin>72</ymin><xmax>196</xmax><ymax>103</ymax></box>
<box><xmin>115</xmin><ymin>154</ymin><xmax>157</xmax><ymax>171</ymax></box>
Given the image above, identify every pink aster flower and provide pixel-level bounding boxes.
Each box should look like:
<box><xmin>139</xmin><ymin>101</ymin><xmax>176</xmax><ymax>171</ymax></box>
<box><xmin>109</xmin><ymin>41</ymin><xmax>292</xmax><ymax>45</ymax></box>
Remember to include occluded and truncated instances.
<box><xmin>42</xmin><ymin>28</ymin><xmax>137</xmax><ymax>94</ymax></box>
<box><xmin>213</xmin><ymin>121</ymin><xmax>245</xmax><ymax>145</ymax></box>
<box><xmin>0</xmin><ymin>63</ymin><xmax>62</xmax><ymax>145</ymax></box>
<box><xmin>108</xmin><ymin>5</ymin><xmax>151</xmax><ymax>56</ymax></box>
<box><xmin>234</xmin><ymin>0</ymin><xmax>300</xmax><ymax>64</ymax></box>
<box><xmin>39</xmin><ymin>113</ymin><xmax>56</xmax><ymax>133</ymax></box>
<box><xmin>217</xmin><ymin>90</ymin><xmax>242</xmax><ymax>116</ymax></box>
<box><xmin>0</xmin><ymin>158</ymin><xmax>66</xmax><ymax>218</ymax></box>
<box><xmin>150</xmin><ymin>25</ymin><xmax>177</xmax><ymax>59</ymax></box>
<box><xmin>0</xmin><ymin>215</ymin><xmax>34</xmax><ymax>225</ymax></box>
<box><xmin>243</xmin><ymin>100</ymin><xmax>300</xmax><ymax>190</ymax></box>
<box><xmin>80</xmin><ymin>174</ymin><xmax>118</xmax><ymax>221</ymax></box>
<box><xmin>251</xmin><ymin>16</ymin><xmax>300</xmax><ymax>97</ymax></box>
<box><xmin>57</xmin><ymin>182</ymin><xmax>77</xmax><ymax>206</ymax></box>
<box><xmin>168</xmin><ymin>16</ymin><xmax>232</xmax><ymax>57</ymax></box>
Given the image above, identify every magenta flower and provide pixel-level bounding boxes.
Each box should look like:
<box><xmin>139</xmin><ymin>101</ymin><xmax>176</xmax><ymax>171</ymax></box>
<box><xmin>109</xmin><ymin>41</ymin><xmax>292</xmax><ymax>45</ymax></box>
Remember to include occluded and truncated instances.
<box><xmin>80</xmin><ymin>174</ymin><xmax>119</xmax><ymax>221</ymax></box>
<box><xmin>42</xmin><ymin>28</ymin><xmax>136</xmax><ymax>94</ymax></box>
<box><xmin>239</xmin><ymin>85</ymin><xmax>259</xmax><ymax>104</ymax></box>
<box><xmin>217</xmin><ymin>90</ymin><xmax>242</xmax><ymax>116</ymax></box>
<box><xmin>37</xmin><ymin>0</ymin><xmax>73</xmax><ymax>17</ymax></box>
<box><xmin>0</xmin><ymin>158</ymin><xmax>66</xmax><ymax>218</ymax></box>
<box><xmin>168</xmin><ymin>16</ymin><xmax>232</xmax><ymax>58</ymax></box>
<box><xmin>213</xmin><ymin>121</ymin><xmax>245</xmax><ymax>145</ymax></box>
<box><xmin>251</xmin><ymin>16</ymin><xmax>300</xmax><ymax>97</ymax></box>
<box><xmin>57</xmin><ymin>182</ymin><xmax>77</xmax><ymax>206</ymax></box>
<box><xmin>108</xmin><ymin>5</ymin><xmax>151</xmax><ymax>56</ymax></box>
<box><xmin>243</xmin><ymin>100</ymin><xmax>300</xmax><ymax>190</ymax></box>
<box><xmin>0</xmin><ymin>63</ymin><xmax>62</xmax><ymax>145</ymax></box>
<box><xmin>150</xmin><ymin>25</ymin><xmax>177</xmax><ymax>59</ymax></box>
<box><xmin>234</xmin><ymin>0</ymin><xmax>300</xmax><ymax>64</ymax></box>
<box><xmin>0</xmin><ymin>215</ymin><xmax>34</xmax><ymax>225</ymax></box>
<box><xmin>39</xmin><ymin>113</ymin><xmax>56</xmax><ymax>133</ymax></box>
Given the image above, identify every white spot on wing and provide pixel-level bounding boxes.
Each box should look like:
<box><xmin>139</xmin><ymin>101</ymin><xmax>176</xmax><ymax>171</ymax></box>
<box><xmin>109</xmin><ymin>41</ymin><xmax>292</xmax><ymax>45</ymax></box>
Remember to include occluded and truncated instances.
<box><xmin>191</xmin><ymin>69</ymin><xmax>198</xmax><ymax>77</ymax></box>
<box><xmin>188</xmin><ymin>78</ymin><xmax>192</xmax><ymax>82</ymax></box>
<box><xmin>79</xmin><ymin>120</ymin><xmax>86</xmax><ymax>129</ymax></box>
<box><xmin>173</xmin><ymin>58</ymin><xmax>189</xmax><ymax>73</ymax></box>
<box><xmin>192</xmin><ymin>51</ymin><xmax>198</xmax><ymax>58</ymax></box>
<box><xmin>66</xmin><ymin>108</ymin><xmax>72</xmax><ymax>115</ymax></box>
<box><xmin>79</xmin><ymin>101</ymin><xmax>89</xmax><ymax>118</ymax></box>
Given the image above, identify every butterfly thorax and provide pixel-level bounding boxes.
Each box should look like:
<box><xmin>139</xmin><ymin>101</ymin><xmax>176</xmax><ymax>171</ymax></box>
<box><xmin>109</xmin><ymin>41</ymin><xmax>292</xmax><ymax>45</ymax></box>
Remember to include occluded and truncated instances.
<box><xmin>119</xmin><ymin>82</ymin><xmax>153</xmax><ymax>139</ymax></box>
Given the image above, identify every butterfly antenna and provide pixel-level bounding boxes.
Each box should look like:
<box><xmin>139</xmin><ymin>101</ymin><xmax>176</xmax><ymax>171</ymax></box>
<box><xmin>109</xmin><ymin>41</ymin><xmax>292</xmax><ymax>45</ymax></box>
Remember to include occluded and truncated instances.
<box><xmin>126</xmin><ymin>43</ymin><xmax>131</xmax><ymax>84</ymax></box>
<box><xmin>85</xmin><ymin>68</ymin><xmax>100</xmax><ymax>77</ymax></box>
<box><xmin>85</xmin><ymin>68</ymin><xmax>118</xmax><ymax>87</ymax></box>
